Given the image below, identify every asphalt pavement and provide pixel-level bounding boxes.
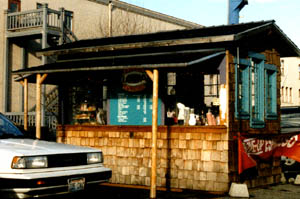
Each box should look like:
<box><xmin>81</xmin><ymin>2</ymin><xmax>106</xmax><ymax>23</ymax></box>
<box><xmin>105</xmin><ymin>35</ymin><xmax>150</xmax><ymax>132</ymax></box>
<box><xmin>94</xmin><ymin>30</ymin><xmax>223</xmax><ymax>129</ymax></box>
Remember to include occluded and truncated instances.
<box><xmin>45</xmin><ymin>182</ymin><xmax>300</xmax><ymax>199</ymax></box>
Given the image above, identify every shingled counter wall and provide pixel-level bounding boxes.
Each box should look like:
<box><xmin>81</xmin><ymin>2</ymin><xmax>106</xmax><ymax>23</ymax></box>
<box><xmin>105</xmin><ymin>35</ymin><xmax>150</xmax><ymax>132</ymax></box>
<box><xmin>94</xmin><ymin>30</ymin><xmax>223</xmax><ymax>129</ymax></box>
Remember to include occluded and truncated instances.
<box><xmin>56</xmin><ymin>125</ymin><xmax>230</xmax><ymax>192</ymax></box>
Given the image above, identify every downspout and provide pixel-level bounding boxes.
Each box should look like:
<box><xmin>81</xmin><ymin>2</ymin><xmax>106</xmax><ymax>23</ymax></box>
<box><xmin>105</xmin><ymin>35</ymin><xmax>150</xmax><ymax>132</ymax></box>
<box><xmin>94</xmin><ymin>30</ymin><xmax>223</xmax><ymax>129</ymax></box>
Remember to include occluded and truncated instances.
<box><xmin>3</xmin><ymin>10</ymin><xmax>9</xmax><ymax>112</ymax></box>
<box><xmin>108</xmin><ymin>1</ymin><xmax>112</xmax><ymax>37</ymax></box>
<box><xmin>20</xmin><ymin>47</ymin><xmax>26</xmax><ymax>112</ymax></box>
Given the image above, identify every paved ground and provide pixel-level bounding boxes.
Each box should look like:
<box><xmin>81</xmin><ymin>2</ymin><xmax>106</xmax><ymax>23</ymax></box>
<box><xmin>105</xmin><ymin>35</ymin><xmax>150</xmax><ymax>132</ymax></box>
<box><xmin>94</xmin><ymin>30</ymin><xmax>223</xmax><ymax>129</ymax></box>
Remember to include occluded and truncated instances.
<box><xmin>217</xmin><ymin>183</ymin><xmax>300</xmax><ymax>199</ymax></box>
<box><xmin>47</xmin><ymin>183</ymin><xmax>300</xmax><ymax>199</ymax></box>
<box><xmin>246</xmin><ymin>183</ymin><xmax>300</xmax><ymax>199</ymax></box>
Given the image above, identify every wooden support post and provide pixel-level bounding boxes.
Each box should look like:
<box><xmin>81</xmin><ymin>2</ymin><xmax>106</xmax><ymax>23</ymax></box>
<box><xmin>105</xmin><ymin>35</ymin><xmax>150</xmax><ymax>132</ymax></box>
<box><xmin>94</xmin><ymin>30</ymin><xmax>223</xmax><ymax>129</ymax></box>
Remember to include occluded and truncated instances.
<box><xmin>36</xmin><ymin>74</ymin><xmax>41</xmax><ymax>139</ymax></box>
<box><xmin>24</xmin><ymin>78</ymin><xmax>28</xmax><ymax>131</ymax></box>
<box><xmin>226</xmin><ymin>50</ymin><xmax>230</xmax><ymax>127</ymax></box>
<box><xmin>150</xmin><ymin>69</ymin><xmax>159</xmax><ymax>199</ymax></box>
<box><xmin>36</xmin><ymin>74</ymin><xmax>48</xmax><ymax>139</ymax></box>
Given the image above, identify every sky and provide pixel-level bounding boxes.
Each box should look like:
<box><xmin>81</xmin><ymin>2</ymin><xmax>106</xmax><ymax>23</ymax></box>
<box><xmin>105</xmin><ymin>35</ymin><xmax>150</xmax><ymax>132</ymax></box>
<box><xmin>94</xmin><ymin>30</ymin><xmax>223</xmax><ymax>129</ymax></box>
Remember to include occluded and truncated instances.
<box><xmin>122</xmin><ymin>0</ymin><xmax>300</xmax><ymax>49</ymax></box>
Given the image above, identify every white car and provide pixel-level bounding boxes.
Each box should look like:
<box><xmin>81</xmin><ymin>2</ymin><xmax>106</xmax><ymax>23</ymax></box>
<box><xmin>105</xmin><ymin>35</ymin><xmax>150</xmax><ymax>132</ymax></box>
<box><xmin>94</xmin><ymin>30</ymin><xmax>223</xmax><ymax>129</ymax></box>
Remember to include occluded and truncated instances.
<box><xmin>0</xmin><ymin>113</ymin><xmax>112</xmax><ymax>198</ymax></box>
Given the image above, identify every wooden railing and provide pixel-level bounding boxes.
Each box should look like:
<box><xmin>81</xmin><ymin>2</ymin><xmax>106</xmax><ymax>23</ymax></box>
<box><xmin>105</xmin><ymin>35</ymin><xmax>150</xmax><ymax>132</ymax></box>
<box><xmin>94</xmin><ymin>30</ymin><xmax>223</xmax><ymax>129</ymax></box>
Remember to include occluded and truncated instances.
<box><xmin>7</xmin><ymin>9</ymin><xmax>43</xmax><ymax>30</ymax></box>
<box><xmin>6</xmin><ymin>7</ymin><xmax>73</xmax><ymax>32</ymax></box>
<box><xmin>4</xmin><ymin>112</ymin><xmax>57</xmax><ymax>132</ymax></box>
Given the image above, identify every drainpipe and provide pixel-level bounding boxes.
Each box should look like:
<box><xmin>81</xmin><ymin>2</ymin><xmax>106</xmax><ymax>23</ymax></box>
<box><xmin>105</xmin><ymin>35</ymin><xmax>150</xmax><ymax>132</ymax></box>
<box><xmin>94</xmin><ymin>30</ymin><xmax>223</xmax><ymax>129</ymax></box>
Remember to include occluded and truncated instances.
<box><xmin>20</xmin><ymin>47</ymin><xmax>26</xmax><ymax>112</ymax></box>
<box><xmin>3</xmin><ymin>10</ymin><xmax>9</xmax><ymax>112</ymax></box>
<box><xmin>228</xmin><ymin>0</ymin><xmax>248</xmax><ymax>24</ymax></box>
<box><xmin>108</xmin><ymin>1</ymin><xmax>112</xmax><ymax>37</ymax></box>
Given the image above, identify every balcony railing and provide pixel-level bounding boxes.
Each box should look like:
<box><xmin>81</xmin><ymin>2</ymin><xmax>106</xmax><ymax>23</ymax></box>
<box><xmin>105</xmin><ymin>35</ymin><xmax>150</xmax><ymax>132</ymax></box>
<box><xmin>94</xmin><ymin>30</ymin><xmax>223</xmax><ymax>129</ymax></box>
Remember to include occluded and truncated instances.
<box><xmin>4</xmin><ymin>112</ymin><xmax>57</xmax><ymax>132</ymax></box>
<box><xmin>6</xmin><ymin>6</ymin><xmax>73</xmax><ymax>32</ymax></box>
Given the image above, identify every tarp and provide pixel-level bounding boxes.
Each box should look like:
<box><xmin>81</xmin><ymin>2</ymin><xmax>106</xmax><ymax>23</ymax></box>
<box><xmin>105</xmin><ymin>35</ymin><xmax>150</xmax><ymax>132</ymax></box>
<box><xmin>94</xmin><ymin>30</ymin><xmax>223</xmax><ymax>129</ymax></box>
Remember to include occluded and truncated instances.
<box><xmin>238</xmin><ymin>133</ymin><xmax>300</xmax><ymax>174</ymax></box>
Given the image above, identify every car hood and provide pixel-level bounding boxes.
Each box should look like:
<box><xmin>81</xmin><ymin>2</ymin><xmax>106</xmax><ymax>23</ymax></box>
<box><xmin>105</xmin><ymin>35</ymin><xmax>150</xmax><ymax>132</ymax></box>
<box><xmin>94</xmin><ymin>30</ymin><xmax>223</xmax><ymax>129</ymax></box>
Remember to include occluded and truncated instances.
<box><xmin>0</xmin><ymin>139</ymin><xmax>99</xmax><ymax>156</ymax></box>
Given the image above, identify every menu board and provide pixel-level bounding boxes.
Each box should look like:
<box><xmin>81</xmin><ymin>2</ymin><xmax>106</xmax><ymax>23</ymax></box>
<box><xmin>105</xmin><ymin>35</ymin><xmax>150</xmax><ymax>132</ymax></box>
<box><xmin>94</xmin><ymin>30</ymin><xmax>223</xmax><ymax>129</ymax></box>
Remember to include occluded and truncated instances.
<box><xmin>108</xmin><ymin>90</ymin><xmax>163</xmax><ymax>125</ymax></box>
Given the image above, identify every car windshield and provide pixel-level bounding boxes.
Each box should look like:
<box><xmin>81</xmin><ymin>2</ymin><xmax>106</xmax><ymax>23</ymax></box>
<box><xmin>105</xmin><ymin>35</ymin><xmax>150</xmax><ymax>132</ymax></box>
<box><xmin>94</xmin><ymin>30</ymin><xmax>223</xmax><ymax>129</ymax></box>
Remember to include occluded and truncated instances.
<box><xmin>0</xmin><ymin>113</ymin><xmax>24</xmax><ymax>138</ymax></box>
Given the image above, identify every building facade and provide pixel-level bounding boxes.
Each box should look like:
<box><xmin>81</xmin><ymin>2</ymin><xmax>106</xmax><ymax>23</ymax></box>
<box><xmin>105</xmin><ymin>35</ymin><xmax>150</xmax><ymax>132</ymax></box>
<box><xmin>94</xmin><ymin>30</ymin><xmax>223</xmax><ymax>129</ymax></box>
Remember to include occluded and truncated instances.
<box><xmin>0</xmin><ymin>0</ymin><xmax>201</xmax><ymax>128</ymax></box>
<box><xmin>280</xmin><ymin>57</ymin><xmax>300</xmax><ymax>106</ymax></box>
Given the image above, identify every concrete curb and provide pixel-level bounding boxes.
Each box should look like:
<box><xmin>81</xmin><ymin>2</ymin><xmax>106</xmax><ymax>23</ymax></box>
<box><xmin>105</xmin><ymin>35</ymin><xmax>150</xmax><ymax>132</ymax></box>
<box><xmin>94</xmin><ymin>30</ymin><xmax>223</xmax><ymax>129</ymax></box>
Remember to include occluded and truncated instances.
<box><xmin>228</xmin><ymin>183</ymin><xmax>249</xmax><ymax>198</ymax></box>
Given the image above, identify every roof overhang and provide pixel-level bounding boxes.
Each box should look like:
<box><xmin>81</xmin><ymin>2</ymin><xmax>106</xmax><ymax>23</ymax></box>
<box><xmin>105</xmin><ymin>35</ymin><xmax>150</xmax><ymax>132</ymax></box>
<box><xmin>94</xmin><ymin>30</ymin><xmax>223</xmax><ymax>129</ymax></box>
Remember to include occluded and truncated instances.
<box><xmin>13</xmin><ymin>20</ymin><xmax>300</xmax><ymax>84</ymax></box>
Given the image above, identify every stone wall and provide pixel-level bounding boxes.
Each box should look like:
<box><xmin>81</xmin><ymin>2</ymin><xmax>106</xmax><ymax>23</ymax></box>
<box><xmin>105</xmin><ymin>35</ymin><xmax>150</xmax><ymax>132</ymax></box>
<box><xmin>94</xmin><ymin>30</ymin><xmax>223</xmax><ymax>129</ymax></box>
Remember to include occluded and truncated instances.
<box><xmin>57</xmin><ymin>125</ymin><xmax>230</xmax><ymax>193</ymax></box>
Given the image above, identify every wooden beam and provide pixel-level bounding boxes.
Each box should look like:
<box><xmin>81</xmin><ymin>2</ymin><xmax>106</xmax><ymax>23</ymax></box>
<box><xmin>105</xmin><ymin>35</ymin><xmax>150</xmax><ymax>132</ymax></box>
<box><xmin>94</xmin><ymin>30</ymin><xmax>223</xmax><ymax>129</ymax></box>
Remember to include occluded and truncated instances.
<box><xmin>145</xmin><ymin>70</ymin><xmax>153</xmax><ymax>81</ymax></box>
<box><xmin>39</xmin><ymin>74</ymin><xmax>48</xmax><ymax>84</ymax></box>
<box><xmin>226</xmin><ymin>50</ymin><xmax>230</xmax><ymax>127</ymax></box>
<box><xmin>37</xmin><ymin>35</ymin><xmax>235</xmax><ymax>56</ymax></box>
<box><xmin>150</xmin><ymin>69</ymin><xmax>159</xmax><ymax>199</ymax></box>
<box><xmin>19</xmin><ymin>80</ymin><xmax>24</xmax><ymax>87</ymax></box>
<box><xmin>35</xmin><ymin>73</ymin><xmax>48</xmax><ymax>139</ymax></box>
<box><xmin>13</xmin><ymin>62</ymin><xmax>187</xmax><ymax>75</ymax></box>
<box><xmin>56</xmin><ymin>48</ymin><xmax>225</xmax><ymax>63</ymax></box>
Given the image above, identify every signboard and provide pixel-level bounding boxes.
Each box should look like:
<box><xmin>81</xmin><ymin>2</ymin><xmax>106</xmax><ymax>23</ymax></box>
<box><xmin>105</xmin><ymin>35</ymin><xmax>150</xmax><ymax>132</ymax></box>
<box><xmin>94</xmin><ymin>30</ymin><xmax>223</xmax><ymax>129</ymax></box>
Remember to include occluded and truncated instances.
<box><xmin>108</xmin><ymin>89</ymin><xmax>163</xmax><ymax>125</ymax></box>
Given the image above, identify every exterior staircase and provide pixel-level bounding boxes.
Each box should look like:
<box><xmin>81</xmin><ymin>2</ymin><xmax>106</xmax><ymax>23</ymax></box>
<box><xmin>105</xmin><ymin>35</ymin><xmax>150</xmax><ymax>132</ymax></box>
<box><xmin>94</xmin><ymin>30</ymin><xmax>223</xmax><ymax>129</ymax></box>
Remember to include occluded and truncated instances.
<box><xmin>4</xmin><ymin>4</ymin><xmax>77</xmax><ymax>133</ymax></box>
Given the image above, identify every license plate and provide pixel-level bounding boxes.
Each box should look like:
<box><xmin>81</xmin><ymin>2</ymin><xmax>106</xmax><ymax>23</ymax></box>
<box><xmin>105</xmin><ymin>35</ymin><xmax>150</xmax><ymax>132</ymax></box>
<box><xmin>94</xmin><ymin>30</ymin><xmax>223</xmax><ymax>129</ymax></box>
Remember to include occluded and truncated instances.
<box><xmin>68</xmin><ymin>178</ymin><xmax>85</xmax><ymax>192</ymax></box>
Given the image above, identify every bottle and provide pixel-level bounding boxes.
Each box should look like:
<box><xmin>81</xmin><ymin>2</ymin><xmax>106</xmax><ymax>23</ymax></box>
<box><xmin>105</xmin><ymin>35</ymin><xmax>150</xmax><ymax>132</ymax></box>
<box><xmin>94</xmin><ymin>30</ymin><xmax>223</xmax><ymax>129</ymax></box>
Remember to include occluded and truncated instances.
<box><xmin>184</xmin><ymin>107</ymin><xmax>190</xmax><ymax>125</ymax></box>
<box><xmin>189</xmin><ymin>108</ymin><xmax>196</xmax><ymax>126</ymax></box>
<box><xmin>177</xmin><ymin>103</ymin><xmax>185</xmax><ymax>125</ymax></box>
<box><xmin>206</xmin><ymin>109</ymin><xmax>213</xmax><ymax>125</ymax></box>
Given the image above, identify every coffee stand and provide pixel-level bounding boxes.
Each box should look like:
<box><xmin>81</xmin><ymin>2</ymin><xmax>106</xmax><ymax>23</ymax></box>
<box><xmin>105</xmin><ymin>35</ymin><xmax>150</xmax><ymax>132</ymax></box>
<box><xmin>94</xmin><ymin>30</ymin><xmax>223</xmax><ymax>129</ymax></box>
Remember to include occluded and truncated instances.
<box><xmin>13</xmin><ymin>21</ymin><xmax>300</xmax><ymax>196</ymax></box>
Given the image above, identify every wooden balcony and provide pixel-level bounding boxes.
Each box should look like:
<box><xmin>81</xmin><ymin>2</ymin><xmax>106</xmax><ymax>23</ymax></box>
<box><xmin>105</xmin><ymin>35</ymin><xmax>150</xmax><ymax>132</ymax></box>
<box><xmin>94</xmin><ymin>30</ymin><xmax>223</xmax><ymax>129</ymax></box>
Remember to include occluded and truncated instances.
<box><xmin>5</xmin><ymin>5</ymin><xmax>73</xmax><ymax>40</ymax></box>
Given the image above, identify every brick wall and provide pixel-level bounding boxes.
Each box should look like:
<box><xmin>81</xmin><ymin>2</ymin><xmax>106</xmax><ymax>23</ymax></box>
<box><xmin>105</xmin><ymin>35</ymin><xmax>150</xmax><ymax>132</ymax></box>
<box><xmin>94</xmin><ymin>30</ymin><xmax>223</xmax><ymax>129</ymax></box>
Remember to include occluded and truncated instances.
<box><xmin>57</xmin><ymin>125</ymin><xmax>230</xmax><ymax>192</ymax></box>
